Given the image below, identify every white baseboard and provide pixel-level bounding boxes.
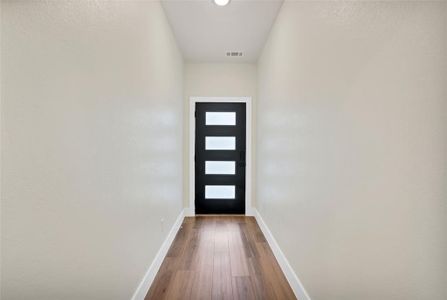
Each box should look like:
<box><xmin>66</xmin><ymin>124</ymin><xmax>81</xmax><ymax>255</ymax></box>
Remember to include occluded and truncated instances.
<box><xmin>253</xmin><ymin>209</ymin><xmax>311</xmax><ymax>300</ymax></box>
<box><xmin>131</xmin><ymin>209</ymin><xmax>185</xmax><ymax>300</ymax></box>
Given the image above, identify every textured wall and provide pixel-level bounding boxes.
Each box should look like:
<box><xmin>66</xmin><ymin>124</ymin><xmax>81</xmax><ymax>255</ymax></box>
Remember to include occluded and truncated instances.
<box><xmin>257</xmin><ymin>2</ymin><xmax>447</xmax><ymax>299</ymax></box>
<box><xmin>1</xmin><ymin>1</ymin><xmax>183</xmax><ymax>299</ymax></box>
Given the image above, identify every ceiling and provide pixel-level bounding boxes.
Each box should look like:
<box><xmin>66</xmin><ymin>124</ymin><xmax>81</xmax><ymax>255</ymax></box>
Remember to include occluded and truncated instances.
<box><xmin>161</xmin><ymin>0</ymin><xmax>283</xmax><ymax>63</ymax></box>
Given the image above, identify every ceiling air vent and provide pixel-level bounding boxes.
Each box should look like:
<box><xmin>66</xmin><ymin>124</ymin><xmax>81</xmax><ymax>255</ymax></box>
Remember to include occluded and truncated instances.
<box><xmin>226</xmin><ymin>52</ymin><xmax>243</xmax><ymax>57</ymax></box>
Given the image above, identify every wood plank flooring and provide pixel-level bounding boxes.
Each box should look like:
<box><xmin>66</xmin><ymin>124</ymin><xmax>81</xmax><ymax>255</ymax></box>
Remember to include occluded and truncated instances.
<box><xmin>145</xmin><ymin>216</ymin><xmax>296</xmax><ymax>300</ymax></box>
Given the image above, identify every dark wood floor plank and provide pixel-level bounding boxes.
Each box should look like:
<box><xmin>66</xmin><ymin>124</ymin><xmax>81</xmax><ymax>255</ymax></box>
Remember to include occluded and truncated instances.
<box><xmin>227</xmin><ymin>220</ymin><xmax>250</xmax><ymax>277</ymax></box>
<box><xmin>254</xmin><ymin>242</ymin><xmax>296</xmax><ymax>299</ymax></box>
<box><xmin>228</xmin><ymin>231</ymin><xmax>250</xmax><ymax>276</ymax></box>
<box><xmin>214</xmin><ymin>219</ymin><xmax>230</xmax><ymax>253</ymax></box>
<box><xmin>239</xmin><ymin>222</ymin><xmax>258</xmax><ymax>258</ymax></box>
<box><xmin>144</xmin><ymin>267</ymin><xmax>173</xmax><ymax>300</ymax></box>
<box><xmin>212</xmin><ymin>251</ymin><xmax>233</xmax><ymax>300</ymax></box>
<box><xmin>145</xmin><ymin>216</ymin><xmax>296</xmax><ymax>300</ymax></box>
<box><xmin>167</xmin><ymin>221</ymin><xmax>190</xmax><ymax>258</ymax></box>
<box><xmin>247</xmin><ymin>256</ymin><xmax>276</xmax><ymax>300</ymax></box>
<box><xmin>232</xmin><ymin>276</ymin><xmax>256</xmax><ymax>300</ymax></box>
<box><xmin>178</xmin><ymin>222</ymin><xmax>200</xmax><ymax>271</ymax></box>
<box><xmin>190</xmin><ymin>217</ymin><xmax>215</xmax><ymax>299</ymax></box>
<box><xmin>212</xmin><ymin>219</ymin><xmax>233</xmax><ymax>300</ymax></box>
<box><xmin>164</xmin><ymin>270</ymin><xmax>195</xmax><ymax>300</ymax></box>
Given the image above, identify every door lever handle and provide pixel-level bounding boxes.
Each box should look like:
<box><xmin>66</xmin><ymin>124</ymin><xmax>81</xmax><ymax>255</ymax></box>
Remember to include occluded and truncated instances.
<box><xmin>239</xmin><ymin>150</ymin><xmax>245</xmax><ymax>161</ymax></box>
<box><xmin>238</xmin><ymin>162</ymin><xmax>246</xmax><ymax>168</ymax></box>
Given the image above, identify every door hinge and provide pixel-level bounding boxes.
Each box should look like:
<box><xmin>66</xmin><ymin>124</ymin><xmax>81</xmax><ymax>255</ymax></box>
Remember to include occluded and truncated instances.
<box><xmin>194</xmin><ymin>110</ymin><xmax>197</xmax><ymax>118</ymax></box>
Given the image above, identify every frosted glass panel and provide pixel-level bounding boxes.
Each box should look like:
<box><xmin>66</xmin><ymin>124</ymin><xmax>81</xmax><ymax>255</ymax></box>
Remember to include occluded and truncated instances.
<box><xmin>205</xmin><ymin>136</ymin><xmax>236</xmax><ymax>150</ymax></box>
<box><xmin>205</xmin><ymin>185</ymin><xmax>236</xmax><ymax>199</ymax></box>
<box><xmin>205</xmin><ymin>161</ymin><xmax>236</xmax><ymax>175</ymax></box>
<box><xmin>206</xmin><ymin>112</ymin><xmax>236</xmax><ymax>125</ymax></box>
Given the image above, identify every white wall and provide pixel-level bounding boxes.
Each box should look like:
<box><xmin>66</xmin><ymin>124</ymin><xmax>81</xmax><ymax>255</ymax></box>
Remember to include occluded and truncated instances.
<box><xmin>1</xmin><ymin>1</ymin><xmax>183</xmax><ymax>299</ymax></box>
<box><xmin>257</xmin><ymin>1</ymin><xmax>447</xmax><ymax>300</ymax></box>
<box><xmin>183</xmin><ymin>63</ymin><xmax>257</xmax><ymax>211</ymax></box>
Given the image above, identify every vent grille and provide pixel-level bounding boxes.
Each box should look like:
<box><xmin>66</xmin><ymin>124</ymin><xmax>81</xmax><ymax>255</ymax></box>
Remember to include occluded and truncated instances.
<box><xmin>226</xmin><ymin>52</ymin><xmax>243</xmax><ymax>57</ymax></box>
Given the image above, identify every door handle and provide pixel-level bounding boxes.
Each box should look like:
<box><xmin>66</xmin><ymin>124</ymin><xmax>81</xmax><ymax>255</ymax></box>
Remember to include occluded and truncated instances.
<box><xmin>239</xmin><ymin>151</ymin><xmax>246</xmax><ymax>168</ymax></box>
<box><xmin>239</xmin><ymin>151</ymin><xmax>245</xmax><ymax>161</ymax></box>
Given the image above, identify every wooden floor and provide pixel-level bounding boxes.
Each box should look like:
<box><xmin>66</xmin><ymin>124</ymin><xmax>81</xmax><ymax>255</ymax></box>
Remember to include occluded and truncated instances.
<box><xmin>145</xmin><ymin>216</ymin><xmax>296</xmax><ymax>300</ymax></box>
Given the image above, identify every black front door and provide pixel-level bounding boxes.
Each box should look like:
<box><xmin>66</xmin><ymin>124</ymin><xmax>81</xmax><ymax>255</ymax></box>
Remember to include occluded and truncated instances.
<box><xmin>195</xmin><ymin>102</ymin><xmax>246</xmax><ymax>214</ymax></box>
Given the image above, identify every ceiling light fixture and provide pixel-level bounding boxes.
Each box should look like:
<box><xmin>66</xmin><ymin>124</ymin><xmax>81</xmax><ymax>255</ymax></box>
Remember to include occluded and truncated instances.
<box><xmin>213</xmin><ymin>0</ymin><xmax>230</xmax><ymax>6</ymax></box>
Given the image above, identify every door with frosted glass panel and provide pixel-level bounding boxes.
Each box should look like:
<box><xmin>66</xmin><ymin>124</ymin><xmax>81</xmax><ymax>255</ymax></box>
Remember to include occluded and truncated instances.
<box><xmin>195</xmin><ymin>103</ymin><xmax>246</xmax><ymax>214</ymax></box>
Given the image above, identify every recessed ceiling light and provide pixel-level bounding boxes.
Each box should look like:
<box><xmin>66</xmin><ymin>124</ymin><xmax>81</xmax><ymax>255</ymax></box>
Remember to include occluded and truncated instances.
<box><xmin>213</xmin><ymin>0</ymin><xmax>230</xmax><ymax>6</ymax></box>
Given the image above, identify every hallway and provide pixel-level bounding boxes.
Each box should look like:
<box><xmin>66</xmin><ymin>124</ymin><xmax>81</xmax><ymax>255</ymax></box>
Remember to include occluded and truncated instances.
<box><xmin>2</xmin><ymin>1</ymin><xmax>446</xmax><ymax>299</ymax></box>
<box><xmin>145</xmin><ymin>217</ymin><xmax>295</xmax><ymax>300</ymax></box>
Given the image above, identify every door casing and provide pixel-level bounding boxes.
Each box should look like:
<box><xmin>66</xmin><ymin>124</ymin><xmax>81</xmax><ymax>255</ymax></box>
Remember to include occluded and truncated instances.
<box><xmin>188</xmin><ymin>97</ymin><xmax>252</xmax><ymax>216</ymax></box>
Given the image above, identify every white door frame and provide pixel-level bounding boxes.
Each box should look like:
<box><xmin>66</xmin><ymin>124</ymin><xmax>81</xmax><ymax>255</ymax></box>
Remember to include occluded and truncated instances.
<box><xmin>188</xmin><ymin>97</ymin><xmax>253</xmax><ymax>216</ymax></box>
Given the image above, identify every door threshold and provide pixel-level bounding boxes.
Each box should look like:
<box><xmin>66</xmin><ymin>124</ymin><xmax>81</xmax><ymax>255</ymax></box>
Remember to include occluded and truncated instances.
<box><xmin>194</xmin><ymin>214</ymin><xmax>246</xmax><ymax>217</ymax></box>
